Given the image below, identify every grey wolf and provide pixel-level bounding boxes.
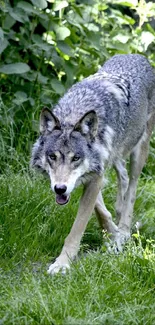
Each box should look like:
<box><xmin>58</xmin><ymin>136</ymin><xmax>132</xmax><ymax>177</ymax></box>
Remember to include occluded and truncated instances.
<box><xmin>31</xmin><ymin>54</ymin><xmax>155</xmax><ymax>275</ymax></box>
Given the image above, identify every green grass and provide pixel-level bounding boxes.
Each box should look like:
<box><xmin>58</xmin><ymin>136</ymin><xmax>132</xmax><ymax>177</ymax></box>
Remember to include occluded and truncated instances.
<box><xmin>0</xmin><ymin>172</ymin><xmax>155</xmax><ymax>325</ymax></box>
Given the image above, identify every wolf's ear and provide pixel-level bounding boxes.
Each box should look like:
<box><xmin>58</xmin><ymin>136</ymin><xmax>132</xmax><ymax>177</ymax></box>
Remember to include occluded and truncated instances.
<box><xmin>73</xmin><ymin>110</ymin><xmax>98</xmax><ymax>140</ymax></box>
<box><xmin>40</xmin><ymin>108</ymin><xmax>61</xmax><ymax>134</ymax></box>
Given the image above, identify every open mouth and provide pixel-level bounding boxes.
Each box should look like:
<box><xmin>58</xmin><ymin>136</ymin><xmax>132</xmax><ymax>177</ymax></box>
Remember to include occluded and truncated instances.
<box><xmin>56</xmin><ymin>194</ymin><xmax>70</xmax><ymax>205</ymax></box>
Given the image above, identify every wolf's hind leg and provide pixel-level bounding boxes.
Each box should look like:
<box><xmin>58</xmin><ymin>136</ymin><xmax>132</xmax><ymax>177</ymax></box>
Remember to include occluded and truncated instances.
<box><xmin>114</xmin><ymin>159</ymin><xmax>129</xmax><ymax>223</ymax></box>
<box><xmin>117</xmin><ymin>111</ymin><xmax>155</xmax><ymax>247</ymax></box>
<box><xmin>95</xmin><ymin>191</ymin><xmax>118</xmax><ymax>238</ymax></box>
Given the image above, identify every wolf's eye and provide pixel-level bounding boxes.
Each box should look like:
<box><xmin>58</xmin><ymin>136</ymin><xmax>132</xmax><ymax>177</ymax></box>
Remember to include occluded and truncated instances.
<box><xmin>72</xmin><ymin>155</ymin><xmax>81</xmax><ymax>162</ymax></box>
<box><xmin>49</xmin><ymin>153</ymin><xmax>57</xmax><ymax>161</ymax></box>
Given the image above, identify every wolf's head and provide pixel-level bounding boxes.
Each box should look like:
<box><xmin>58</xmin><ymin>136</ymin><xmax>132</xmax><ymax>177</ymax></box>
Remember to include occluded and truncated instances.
<box><xmin>31</xmin><ymin>108</ymin><xmax>102</xmax><ymax>205</ymax></box>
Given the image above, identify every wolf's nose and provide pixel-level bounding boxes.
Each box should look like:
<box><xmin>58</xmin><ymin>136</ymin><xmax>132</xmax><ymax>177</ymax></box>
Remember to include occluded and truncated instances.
<box><xmin>54</xmin><ymin>184</ymin><xmax>67</xmax><ymax>195</ymax></box>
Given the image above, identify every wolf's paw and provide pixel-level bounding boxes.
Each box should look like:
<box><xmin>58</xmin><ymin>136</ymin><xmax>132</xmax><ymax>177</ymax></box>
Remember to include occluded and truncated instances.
<box><xmin>106</xmin><ymin>230</ymin><xmax>130</xmax><ymax>253</ymax></box>
<box><xmin>113</xmin><ymin>230</ymin><xmax>130</xmax><ymax>252</ymax></box>
<box><xmin>47</xmin><ymin>259</ymin><xmax>70</xmax><ymax>275</ymax></box>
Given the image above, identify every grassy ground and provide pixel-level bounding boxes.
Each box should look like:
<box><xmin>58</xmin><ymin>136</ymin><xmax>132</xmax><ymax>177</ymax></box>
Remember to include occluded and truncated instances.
<box><xmin>0</xmin><ymin>171</ymin><xmax>155</xmax><ymax>325</ymax></box>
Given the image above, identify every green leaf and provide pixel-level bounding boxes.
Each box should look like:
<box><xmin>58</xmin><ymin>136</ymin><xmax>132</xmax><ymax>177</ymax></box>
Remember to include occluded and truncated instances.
<box><xmin>53</xmin><ymin>0</ymin><xmax>68</xmax><ymax>11</ymax></box>
<box><xmin>15</xmin><ymin>91</ymin><xmax>27</xmax><ymax>98</ymax></box>
<box><xmin>57</xmin><ymin>41</ymin><xmax>74</xmax><ymax>57</ymax></box>
<box><xmin>0</xmin><ymin>63</ymin><xmax>30</xmax><ymax>74</ymax></box>
<box><xmin>66</xmin><ymin>11</ymin><xmax>85</xmax><ymax>34</ymax></box>
<box><xmin>112</xmin><ymin>0</ymin><xmax>138</xmax><ymax>6</ymax></box>
<box><xmin>0</xmin><ymin>39</ymin><xmax>9</xmax><ymax>54</ymax></box>
<box><xmin>31</xmin><ymin>0</ymin><xmax>47</xmax><ymax>9</ymax></box>
<box><xmin>141</xmin><ymin>31</ymin><xmax>155</xmax><ymax>51</ymax></box>
<box><xmin>0</xmin><ymin>1</ymin><xmax>6</xmax><ymax>12</ymax></box>
<box><xmin>84</xmin><ymin>23</ymin><xmax>99</xmax><ymax>32</ymax></box>
<box><xmin>37</xmin><ymin>73</ymin><xmax>48</xmax><ymax>84</ymax></box>
<box><xmin>63</xmin><ymin>61</ymin><xmax>76</xmax><ymax>86</ymax></box>
<box><xmin>146</xmin><ymin>23</ymin><xmax>155</xmax><ymax>36</ymax></box>
<box><xmin>86</xmin><ymin>32</ymin><xmax>101</xmax><ymax>51</ymax></box>
<box><xmin>51</xmin><ymin>79</ymin><xmax>65</xmax><ymax>95</ymax></box>
<box><xmin>23</xmin><ymin>71</ymin><xmax>48</xmax><ymax>84</ymax></box>
<box><xmin>9</xmin><ymin>8</ymin><xmax>30</xmax><ymax>23</ymax></box>
<box><xmin>107</xmin><ymin>41</ymin><xmax>129</xmax><ymax>53</ymax></box>
<box><xmin>3</xmin><ymin>15</ymin><xmax>16</xmax><ymax>29</ymax></box>
<box><xmin>29</xmin><ymin>97</ymin><xmax>35</xmax><ymax>106</ymax></box>
<box><xmin>113</xmin><ymin>34</ymin><xmax>130</xmax><ymax>44</ymax></box>
<box><xmin>55</xmin><ymin>26</ymin><xmax>70</xmax><ymax>40</ymax></box>
<box><xmin>0</xmin><ymin>28</ymin><xmax>4</xmax><ymax>39</ymax></box>
<box><xmin>32</xmin><ymin>34</ymin><xmax>51</xmax><ymax>51</ymax></box>
<box><xmin>17</xmin><ymin>1</ymin><xmax>38</xmax><ymax>14</ymax></box>
<box><xmin>12</xmin><ymin>91</ymin><xmax>28</xmax><ymax>105</ymax></box>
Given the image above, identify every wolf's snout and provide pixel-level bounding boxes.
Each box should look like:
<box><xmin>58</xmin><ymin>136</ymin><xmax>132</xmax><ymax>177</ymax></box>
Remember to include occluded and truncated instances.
<box><xmin>54</xmin><ymin>184</ymin><xmax>69</xmax><ymax>205</ymax></box>
<box><xmin>54</xmin><ymin>184</ymin><xmax>67</xmax><ymax>195</ymax></box>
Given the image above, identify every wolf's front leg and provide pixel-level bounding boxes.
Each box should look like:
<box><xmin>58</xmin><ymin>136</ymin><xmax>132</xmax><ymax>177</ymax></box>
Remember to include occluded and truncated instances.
<box><xmin>48</xmin><ymin>175</ymin><xmax>103</xmax><ymax>275</ymax></box>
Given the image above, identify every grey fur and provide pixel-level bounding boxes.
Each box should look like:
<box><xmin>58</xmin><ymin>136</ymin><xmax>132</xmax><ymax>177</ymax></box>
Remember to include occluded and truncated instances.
<box><xmin>31</xmin><ymin>54</ymin><xmax>155</xmax><ymax>274</ymax></box>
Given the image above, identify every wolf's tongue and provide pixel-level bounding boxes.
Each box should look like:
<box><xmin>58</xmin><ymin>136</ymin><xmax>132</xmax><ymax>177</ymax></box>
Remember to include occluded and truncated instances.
<box><xmin>56</xmin><ymin>194</ymin><xmax>69</xmax><ymax>205</ymax></box>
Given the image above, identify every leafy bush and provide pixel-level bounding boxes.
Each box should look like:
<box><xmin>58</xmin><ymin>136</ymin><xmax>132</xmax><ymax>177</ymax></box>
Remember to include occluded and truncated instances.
<box><xmin>0</xmin><ymin>0</ymin><xmax>155</xmax><ymax>171</ymax></box>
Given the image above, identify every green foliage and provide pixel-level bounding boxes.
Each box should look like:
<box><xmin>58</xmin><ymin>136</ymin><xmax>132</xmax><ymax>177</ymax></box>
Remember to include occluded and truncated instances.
<box><xmin>0</xmin><ymin>0</ymin><xmax>155</xmax><ymax>171</ymax></box>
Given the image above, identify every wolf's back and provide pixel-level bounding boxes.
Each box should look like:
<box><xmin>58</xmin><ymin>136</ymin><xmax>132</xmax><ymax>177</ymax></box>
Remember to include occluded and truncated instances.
<box><xmin>54</xmin><ymin>54</ymin><xmax>155</xmax><ymax>139</ymax></box>
<box><xmin>101</xmin><ymin>54</ymin><xmax>155</xmax><ymax>92</ymax></box>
